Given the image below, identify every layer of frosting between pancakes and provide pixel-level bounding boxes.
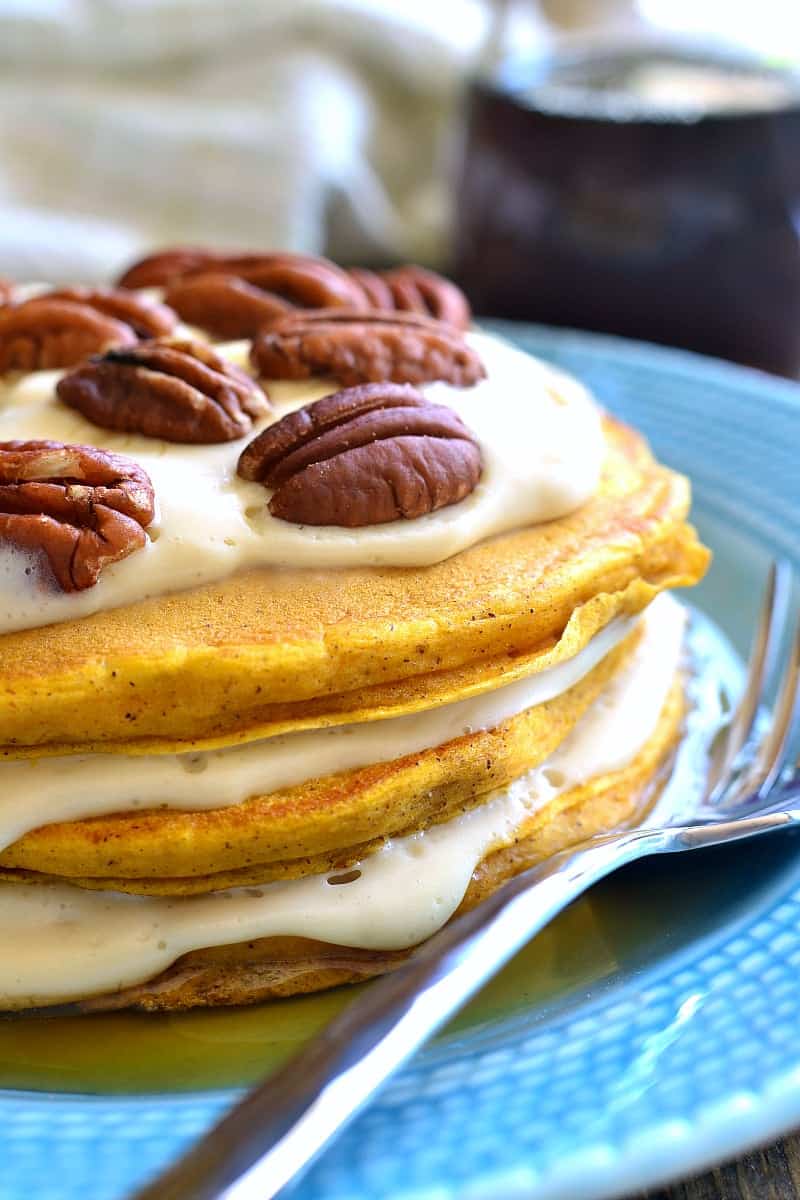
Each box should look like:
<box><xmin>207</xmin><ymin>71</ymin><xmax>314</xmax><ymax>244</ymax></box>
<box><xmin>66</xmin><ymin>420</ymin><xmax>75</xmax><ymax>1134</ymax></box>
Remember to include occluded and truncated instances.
<box><xmin>0</xmin><ymin>594</ymin><xmax>685</xmax><ymax>1008</ymax></box>
<box><xmin>0</xmin><ymin>619</ymin><xmax>640</xmax><ymax>889</ymax></box>
<box><xmin>0</xmin><ymin>607</ymin><xmax>637</xmax><ymax>858</ymax></box>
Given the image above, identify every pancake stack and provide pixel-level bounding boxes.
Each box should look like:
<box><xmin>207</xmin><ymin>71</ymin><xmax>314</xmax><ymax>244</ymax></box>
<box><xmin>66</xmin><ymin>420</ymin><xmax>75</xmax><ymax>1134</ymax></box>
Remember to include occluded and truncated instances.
<box><xmin>0</xmin><ymin>253</ymin><xmax>709</xmax><ymax>1011</ymax></box>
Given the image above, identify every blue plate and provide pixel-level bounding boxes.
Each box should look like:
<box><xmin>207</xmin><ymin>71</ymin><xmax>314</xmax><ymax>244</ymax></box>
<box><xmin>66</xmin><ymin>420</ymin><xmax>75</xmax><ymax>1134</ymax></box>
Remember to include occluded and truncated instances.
<box><xmin>3</xmin><ymin>324</ymin><xmax>800</xmax><ymax>1200</ymax></box>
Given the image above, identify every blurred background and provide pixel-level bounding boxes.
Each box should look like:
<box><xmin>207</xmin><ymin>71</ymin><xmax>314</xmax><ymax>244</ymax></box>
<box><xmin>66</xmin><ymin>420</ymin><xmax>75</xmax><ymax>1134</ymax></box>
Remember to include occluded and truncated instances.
<box><xmin>2</xmin><ymin>0</ymin><xmax>800</xmax><ymax>370</ymax></box>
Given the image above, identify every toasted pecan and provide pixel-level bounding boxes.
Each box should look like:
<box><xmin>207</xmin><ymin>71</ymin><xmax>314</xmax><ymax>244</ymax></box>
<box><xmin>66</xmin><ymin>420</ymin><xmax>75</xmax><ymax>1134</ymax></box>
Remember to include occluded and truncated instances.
<box><xmin>0</xmin><ymin>440</ymin><xmax>155</xmax><ymax>591</ymax></box>
<box><xmin>46</xmin><ymin>287</ymin><xmax>177</xmax><ymax>339</ymax></box>
<box><xmin>119</xmin><ymin>247</ymin><xmax>364</xmax><ymax>302</ymax></box>
<box><xmin>347</xmin><ymin>265</ymin><xmax>471</xmax><ymax>329</ymax></box>
<box><xmin>380</xmin><ymin>265</ymin><xmax>471</xmax><ymax>330</ymax></box>
<box><xmin>251</xmin><ymin>310</ymin><xmax>485</xmax><ymax>388</ymax></box>
<box><xmin>0</xmin><ymin>299</ymin><xmax>137</xmax><ymax>373</ymax></box>
<box><xmin>209</xmin><ymin>254</ymin><xmax>368</xmax><ymax>309</ymax></box>
<box><xmin>164</xmin><ymin>274</ymin><xmax>291</xmax><ymax>340</ymax></box>
<box><xmin>238</xmin><ymin>381</ymin><xmax>482</xmax><ymax>526</ymax></box>
<box><xmin>117</xmin><ymin>247</ymin><xmax>471</xmax><ymax>332</ymax></box>
<box><xmin>164</xmin><ymin>255</ymin><xmax>367</xmax><ymax>338</ymax></box>
<box><xmin>116</xmin><ymin>247</ymin><xmax>225</xmax><ymax>290</ymax></box>
<box><xmin>346</xmin><ymin>267</ymin><xmax>395</xmax><ymax>311</ymax></box>
<box><xmin>57</xmin><ymin>339</ymin><xmax>269</xmax><ymax>443</ymax></box>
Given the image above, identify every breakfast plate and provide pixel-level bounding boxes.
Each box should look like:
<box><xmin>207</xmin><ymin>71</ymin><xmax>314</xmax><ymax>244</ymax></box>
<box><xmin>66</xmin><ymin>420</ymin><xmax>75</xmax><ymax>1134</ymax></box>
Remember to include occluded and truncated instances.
<box><xmin>2</xmin><ymin>322</ymin><xmax>799</xmax><ymax>1200</ymax></box>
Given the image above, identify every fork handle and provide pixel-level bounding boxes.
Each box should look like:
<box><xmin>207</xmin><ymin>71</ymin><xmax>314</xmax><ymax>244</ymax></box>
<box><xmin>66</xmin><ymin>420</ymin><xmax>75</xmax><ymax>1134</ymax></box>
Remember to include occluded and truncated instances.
<box><xmin>130</xmin><ymin>825</ymin><xmax>666</xmax><ymax>1200</ymax></box>
<box><xmin>130</xmin><ymin>810</ymin><xmax>796</xmax><ymax>1200</ymax></box>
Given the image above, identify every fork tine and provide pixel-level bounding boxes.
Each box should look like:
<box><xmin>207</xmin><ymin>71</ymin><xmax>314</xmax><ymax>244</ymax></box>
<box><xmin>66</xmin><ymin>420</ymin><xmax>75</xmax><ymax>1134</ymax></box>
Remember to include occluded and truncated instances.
<box><xmin>726</xmin><ymin>611</ymin><xmax>800</xmax><ymax>805</ymax></box>
<box><xmin>706</xmin><ymin>560</ymin><xmax>791</xmax><ymax>801</ymax></box>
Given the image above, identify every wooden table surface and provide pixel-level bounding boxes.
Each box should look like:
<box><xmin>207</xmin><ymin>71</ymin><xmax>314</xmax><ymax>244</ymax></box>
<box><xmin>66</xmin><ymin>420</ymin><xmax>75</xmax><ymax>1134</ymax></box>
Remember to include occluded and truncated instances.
<box><xmin>644</xmin><ymin>1134</ymin><xmax>800</xmax><ymax>1199</ymax></box>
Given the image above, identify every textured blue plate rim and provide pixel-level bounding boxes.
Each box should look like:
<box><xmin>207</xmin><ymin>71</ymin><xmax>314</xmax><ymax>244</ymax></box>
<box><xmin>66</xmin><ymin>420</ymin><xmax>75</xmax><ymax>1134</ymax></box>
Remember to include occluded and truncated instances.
<box><xmin>493</xmin><ymin>318</ymin><xmax>800</xmax><ymax>408</ymax></box>
<box><xmin>3</xmin><ymin>323</ymin><xmax>800</xmax><ymax>1200</ymax></box>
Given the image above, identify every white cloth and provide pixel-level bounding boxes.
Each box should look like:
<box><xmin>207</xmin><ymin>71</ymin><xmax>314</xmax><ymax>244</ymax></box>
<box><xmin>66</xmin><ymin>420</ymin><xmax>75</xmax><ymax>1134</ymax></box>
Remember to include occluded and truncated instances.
<box><xmin>4</xmin><ymin>2</ymin><xmax>781</xmax><ymax>285</ymax></box>
<box><xmin>0</xmin><ymin>0</ymin><xmax>525</xmax><ymax>283</ymax></box>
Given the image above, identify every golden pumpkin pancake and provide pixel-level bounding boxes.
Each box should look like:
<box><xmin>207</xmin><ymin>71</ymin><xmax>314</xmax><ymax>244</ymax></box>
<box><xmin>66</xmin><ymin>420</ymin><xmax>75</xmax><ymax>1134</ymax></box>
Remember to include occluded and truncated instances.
<box><xmin>0</xmin><ymin>417</ymin><xmax>706</xmax><ymax>756</ymax></box>
<box><xmin>0</xmin><ymin>589</ymin><xmax>690</xmax><ymax>1013</ymax></box>
<box><xmin>0</xmin><ymin>626</ymin><xmax>637</xmax><ymax>890</ymax></box>
<box><xmin>21</xmin><ymin>671</ymin><xmax>684</xmax><ymax>1014</ymax></box>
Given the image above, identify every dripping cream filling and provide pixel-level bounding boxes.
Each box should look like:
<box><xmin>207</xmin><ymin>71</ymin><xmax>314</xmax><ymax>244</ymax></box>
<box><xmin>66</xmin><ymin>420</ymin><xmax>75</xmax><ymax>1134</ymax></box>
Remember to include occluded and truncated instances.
<box><xmin>0</xmin><ymin>595</ymin><xmax>684</xmax><ymax>1006</ymax></box>
<box><xmin>0</xmin><ymin>330</ymin><xmax>604</xmax><ymax>634</ymax></box>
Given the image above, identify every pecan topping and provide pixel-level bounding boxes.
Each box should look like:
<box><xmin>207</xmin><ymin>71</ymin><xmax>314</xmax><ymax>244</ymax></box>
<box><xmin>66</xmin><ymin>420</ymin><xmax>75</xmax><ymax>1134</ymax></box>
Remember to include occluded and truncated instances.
<box><xmin>0</xmin><ymin>299</ymin><xmax>137</xmax><ymax>373</ymax></box>
<box><xmin>116</xmin><ymin>247</ymin><xmax>471</xmax><ymax>331</ymax></box>
<box><xmin>163</xmin><ymin>273</ymin><xmax>291</xmax><ymax>340</ymax></box>
<box><xmin>46</xmin><ymin>287</ymin><xmax>177</xmax><ymax>339</ymax></box>
<box><xmin>347</xmin><ymin>267</ymin><xmax>395</xmax><ymax>311</ymax></box>
<box><xmin>0</xmin><ymin>440</ymin><xmax>155</xmax><ymax>591</ymax></box>
<box><xmin>380</xmin><ymin>265</ymin><xmax>471</xmax><ymax>330</ymax></box>
<box><xmin>0</xmin><ymin>289</ymin><xmax>176</xmax><ymax>375</ymax></box>
<box><xmin>164</xmin><ymin>254</ymin><xmax>367</xmax><ymax>338</ymax></box>
<box><xmin>251</xmin><ymin>310</ymin><xmax>486</xmax><ymax>388</ymax></box>
<box><xmin>347</xmin><ymin>265</ymin><xmax>471</xmax><ymax>329</ymax></box>
<box><xmin>57</xmin><ymin>339</ymin><xmax>270</xmax><ymax>444</ymax></box>
<box><xmin>217</xmin><ymin>255</ymin><xmax>367</xmax><ymax>309</ymax></box>
<box><xmin>238</xmin><ymin>382</ymin><xmax>482</xmax><ymax>527</ymax></box>
<box><xmin>116</xmin><ymin>247</ymin><xmax>224</xmax><ymax>289</ymax></box>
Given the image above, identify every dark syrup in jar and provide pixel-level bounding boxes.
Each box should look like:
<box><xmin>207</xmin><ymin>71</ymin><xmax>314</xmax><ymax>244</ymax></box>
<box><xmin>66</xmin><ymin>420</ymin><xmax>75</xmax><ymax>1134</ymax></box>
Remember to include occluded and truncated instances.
<box><xmin>454</xmin><ymin>45</ymin><xmax>800</xmax><ymax>375</ymax></box>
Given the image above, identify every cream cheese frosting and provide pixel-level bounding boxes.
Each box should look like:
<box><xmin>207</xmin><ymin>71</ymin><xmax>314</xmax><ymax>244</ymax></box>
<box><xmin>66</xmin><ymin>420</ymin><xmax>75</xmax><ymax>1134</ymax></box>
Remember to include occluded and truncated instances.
<box><xmin>0</xmin><ymin>594</ymin><xmax>685</xmax><ymax>1007</ymax></box>
<box><xmin>0</xmin><ymin>607</ymin><xmax>639</xmax><ymax>851</ymax></box>
<box><xmin>0</xmin><ymin>330</ymin><xmax>605</xmax><ymax>634</ymax></box>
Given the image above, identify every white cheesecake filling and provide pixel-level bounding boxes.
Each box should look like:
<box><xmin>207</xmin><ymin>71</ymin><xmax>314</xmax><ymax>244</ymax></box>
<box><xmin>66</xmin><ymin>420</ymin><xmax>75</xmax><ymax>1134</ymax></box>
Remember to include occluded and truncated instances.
<box><xmin>0</xmin><ymin>330</ymin><xmax>604</xmax><ymax>634</ymax></box>
<box><xmin>0</xmin><ymin>595</ymin><xmax>685</xmax><ymax>1006</ymax></box>
<box><xmin>0</xmin><ymin>606</ymin><xmax>639</xmax><ymax>851</ymax></box>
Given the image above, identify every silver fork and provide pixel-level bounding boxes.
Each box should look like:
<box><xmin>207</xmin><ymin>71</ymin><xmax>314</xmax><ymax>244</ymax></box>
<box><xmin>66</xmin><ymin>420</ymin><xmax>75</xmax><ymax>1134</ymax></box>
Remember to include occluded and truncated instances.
<box><xmin>131</xmin><ymin>563</ymin><xmax>800</xmax><ymax>1200</ymax></box>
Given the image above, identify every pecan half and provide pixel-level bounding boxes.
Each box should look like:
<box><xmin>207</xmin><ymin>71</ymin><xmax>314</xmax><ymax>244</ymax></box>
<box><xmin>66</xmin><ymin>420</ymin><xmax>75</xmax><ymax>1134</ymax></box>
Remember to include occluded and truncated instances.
<box><xmin>213</xmin><ymin>254</ymin><xmax>367</xmax><ymax>309</ymax></box>
<box><xmin>163</xmin><ymin>273</ymin><xmax>291</xmax><ymax>340</ymax></box>
<box><xmin>57</xmin><ymin>339</ymin><xmax>270</xmax><ymax>444</ymax></box>
<box><xmin>0</xmin><ymin>289</ymin><xmax>176</xmax><ymax>374</ymax></box>
<box><xmin>46</xmin><ymin>287</ymin><xmax>177</xmax><ymax>339</ymax></box>
<box><xmin>116</xmin><ymin>247</ymin><xmax>225</xmax><ymax>289</ymax></box>
<box><xmin>347</xmin><ymin>265</ymin><xmax>471</xmax><ymax>329</ymax></box>
<box><xmin>116</xmin><ymin>247</ymin><xmax>471</xmax><ymax>331</ymax></box>
<box><xmin>238</xmin><ymin>382</ymin><xmax>482</xmax><ymax>527</ymax></box>
<box><xmin>380</xmin><ymin>265</ymin><xmax>471</xmax><ymax>330</ymax></box>
<box><xmin>0</xmin><ymin>299</ymin><xmax>137</xmax><ymax>373</ymax></box>
<box><xmin>164</xmin><ymin>255</ymin><xmax>367</xmax><ymax>338</ymax></box>
<box><xmin>251</xmin><ymin>310</ymin><xmax>485</xmax><ymax>388</ymax></box>
<box><xmin>0</xmin><ymin>440</ymin><xmax>155</xmax><ymax>591</ymax></box>
<box><xmin>119</xmin><ymin>246</ymin><xmax>364</xmax><ymax>301</ymax></box>
<box><xmin>347</xmin><ymin>267</ymin><xmax>395</xmax><ymax>310</ymax></box>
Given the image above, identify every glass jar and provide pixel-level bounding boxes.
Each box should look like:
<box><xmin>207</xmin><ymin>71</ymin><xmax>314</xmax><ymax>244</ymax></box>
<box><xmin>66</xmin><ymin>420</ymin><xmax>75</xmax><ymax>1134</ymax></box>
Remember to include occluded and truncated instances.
<box><xmin>453</xmin><ymin>39</ymin><xmax>800</xmax><ymax>375</ymax></box>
